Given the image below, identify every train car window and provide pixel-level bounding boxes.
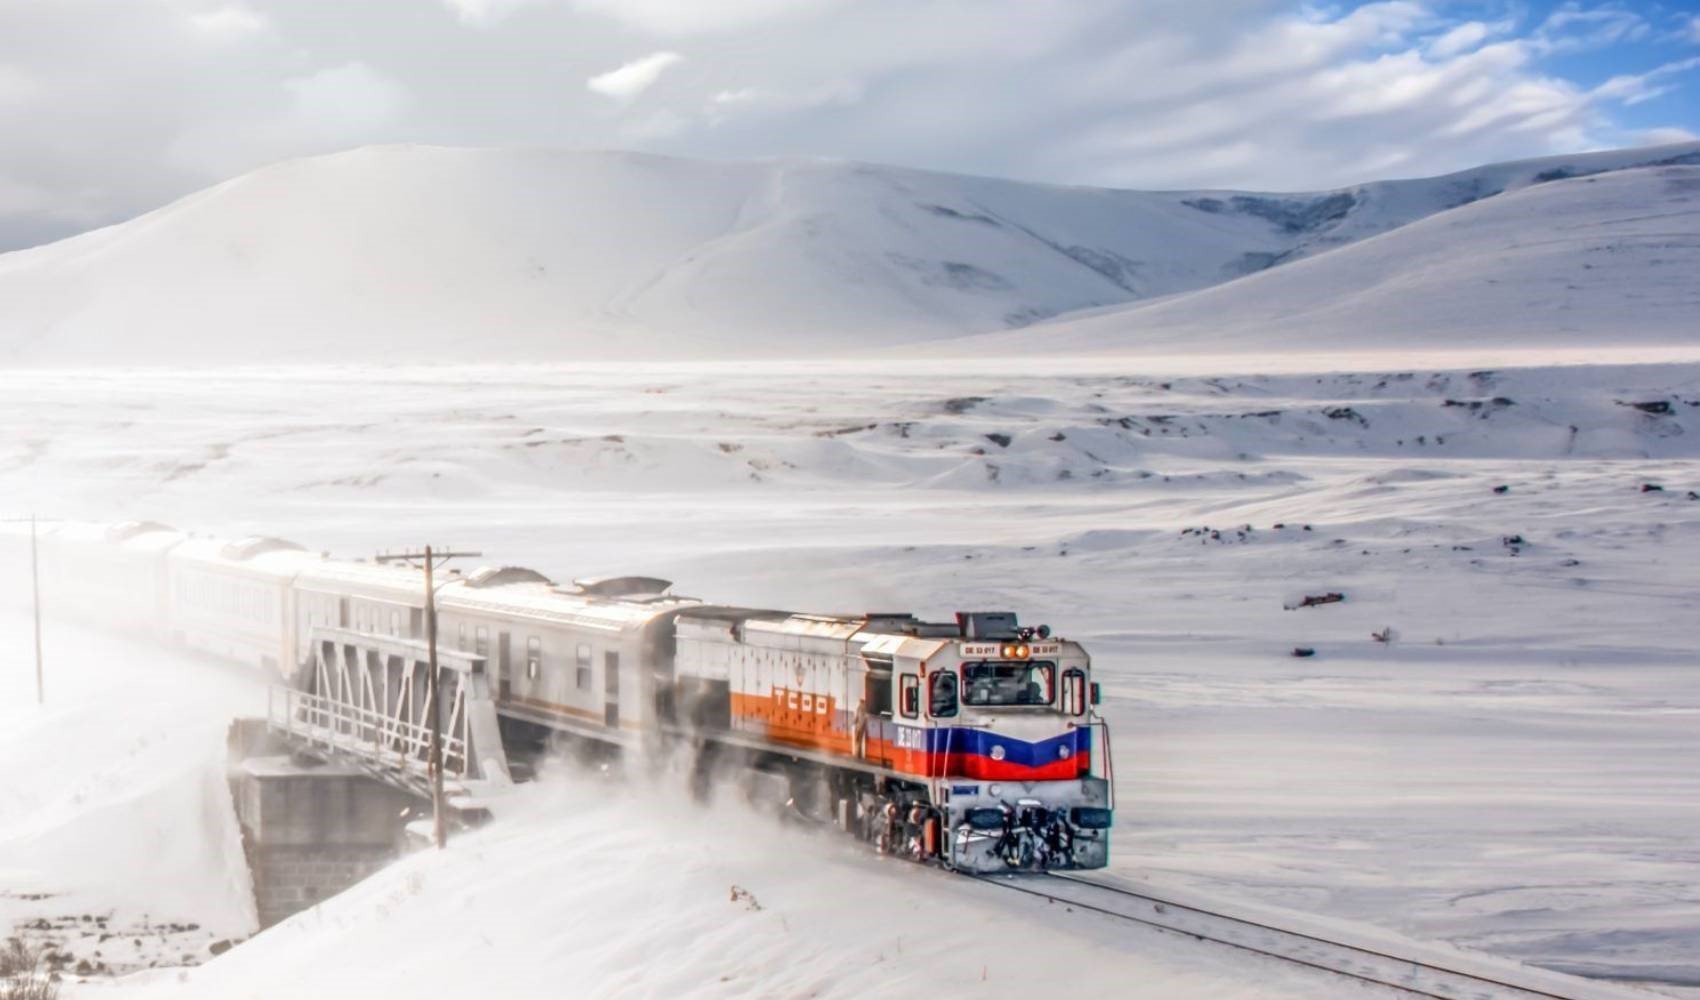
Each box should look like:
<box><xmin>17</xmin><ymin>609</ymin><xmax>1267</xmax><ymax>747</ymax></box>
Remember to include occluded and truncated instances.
<box><xmin>961</xmin><ymin>660</ymin><xmax>1056</xmax><ymax>706</ymax></box>
<box><xmin>1061</xmin><ymin>669</ymin><xmax>1087</xmax><ymax>716</ymax></box>
<box><xmin>390</xmin><ymin>610</ymin><xmax>400</xmax><ymax>636</ymax></box>
<box><xmin>458</xmin><ymin>623</ymin><xmax>467</xmax><ymax>651</ymax></box>
<box><xmin>475</xmin><ymin>625</ymin><xmax>489</xmax><ymax>656</ymax></box>
<box><xmin>576</xmin><ymin>643</ymin><xmax>592</xmax><ymax>690</ymax></box>
<box><xmin>899</xmin><ymin>675</ymin><xmax>920</xmax><ymax>718</ymax></box>
<box><xmin>526</xmin><ymin>636</ymin><xmax>541</xmax><ymax>681</ymax></box>
<box><xmin>929</xmin><ymin>670</ymin><xmax>958</xmax><ymax>718</ymax></box>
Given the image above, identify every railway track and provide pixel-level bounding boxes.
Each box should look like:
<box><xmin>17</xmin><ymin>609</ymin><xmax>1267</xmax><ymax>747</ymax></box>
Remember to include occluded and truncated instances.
<box><xmin>976</xmin><ymin>872</ymin><xmax>1656</xmax><ymax>1000</ymax></box>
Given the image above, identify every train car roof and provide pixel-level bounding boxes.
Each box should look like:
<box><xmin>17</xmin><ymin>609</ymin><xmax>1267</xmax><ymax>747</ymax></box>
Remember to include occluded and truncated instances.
<box><xmin>118</xmin><ymin>524</ymin><xmax>188</xmax><ymax>554</ymax></box>
<box><xmin>293</xmin><ymin>558</ymin><xmax>429</xmax><ymax>601</ymax></box>
<box><xmin>171</xmin><ymin>536</ymin><xmax>323</xmax><ymax>577</ymax></box>
<box><xmin>437</xmin><ymin>579</ymin><xmax>701</xmax><ymax>633</ymax></box>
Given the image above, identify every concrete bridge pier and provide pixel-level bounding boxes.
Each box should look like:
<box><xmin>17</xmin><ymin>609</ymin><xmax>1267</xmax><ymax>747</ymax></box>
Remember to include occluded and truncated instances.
<box><xmin>230</xmin><ymin>753</ymin><xmax>419</xmax><ymax>927</ymax></box>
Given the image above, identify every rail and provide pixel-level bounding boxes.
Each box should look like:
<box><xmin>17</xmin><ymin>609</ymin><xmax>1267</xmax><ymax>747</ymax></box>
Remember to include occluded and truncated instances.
<box><xmin>974</xmin><ymin>872</ymin><xmax>1654</xmax><ymax>1000</ymax></box>
<box><xmin>268</xmin><ymin>685</ymin><xmax>470</xmax><ymax>781</ymax></box>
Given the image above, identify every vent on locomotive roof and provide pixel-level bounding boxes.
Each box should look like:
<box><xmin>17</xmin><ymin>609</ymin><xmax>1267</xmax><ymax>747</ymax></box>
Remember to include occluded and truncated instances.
<box><xmin>464</xmin><ymin>565</ymin><xmax>555</xmax><ymax>588</ymax></box>
<box><xmin>570</xmin><ymin>576</ymin><xmax>673</xmax><ymax>599</ymax></box>
<box><xmin>862</xmin><ymin>613</ymin><xmax>962</xmax><ymax>638</ymax></box>
<box><xmin>219</xmin><ymin>536</ymin><xmax>305</xmax><ymax>561</ymax></box>
<box><xmin>105</xmin><ymin>520</ymin><xmax>174</xmax><ymax>543</ymax></box>
<box><xmin>956</xmin><ymin>611</ymin><xmax>1020</xmax><ymax>640</ymax></box>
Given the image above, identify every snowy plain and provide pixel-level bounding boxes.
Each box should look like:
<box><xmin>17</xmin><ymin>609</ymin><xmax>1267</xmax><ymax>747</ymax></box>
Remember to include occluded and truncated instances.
<box><xmin>2</xmin><ymin>355</ymin><xmax>1698</xmax><ymax>996</ymax></box>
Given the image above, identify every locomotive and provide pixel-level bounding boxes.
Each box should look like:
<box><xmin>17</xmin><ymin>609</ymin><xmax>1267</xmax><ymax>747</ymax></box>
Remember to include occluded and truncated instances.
<box><xmin>13</xmin><ymin>520</ymin><xmax>1115</xmax><ymax>872</ymax></box>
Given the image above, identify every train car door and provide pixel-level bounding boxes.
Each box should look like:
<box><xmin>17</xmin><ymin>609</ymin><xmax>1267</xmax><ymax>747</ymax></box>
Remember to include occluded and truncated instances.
<box><xmin>605</xmin><ymin>651</ymin><xmax>620</xmax><ymax>728</ymax></box>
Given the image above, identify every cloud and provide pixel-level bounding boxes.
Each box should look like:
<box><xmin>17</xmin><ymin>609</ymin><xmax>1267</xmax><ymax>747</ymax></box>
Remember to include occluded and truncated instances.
<box><xmin>440</xmin><ymin>0</ymin><xmax>545</xmax><ymax>27</ymax></box>
<box><xmin>0</xmin><ymin>0</ymin><xmax>1696</xmax><ymax>252</ymax></box>
<box><xmin>284</xmin><ymin>62</ymin><xmax>409</xmax><ymax>136</ymax></box>
<box><xmin>1641</xmin><ymin>126</ymin><xmax>1697</xmax><ymax>145</ymax></box>
<box><xmin>186</xmin><ymin>5</ymin><xmax>270</xmax><ymax>41</ymax></box>
<box><xmin>1530</xmin><ymin>2</ymin><xmax>1650</xmax><ymax>55</ymax></box>
<box><xmin>587</xmin><ymin>51</ymin><xmax>682</xmax><ymax>101</ymax></box>
<box><xmin>1689</xmin><ymin>15</ymin><xmax>1700</xmax><ymax>44</ymax></box>
<box><xmin>568</xmin><ymin>0</ymin><xmax>845</xmax><ymax>35</ymax></box>
<box><xmin>1593</xmin><ymin>56</ymin><xmax>1700</xmax><ymax>106</ymax></box>
<box><xmin>707</xmin><ymin>80</ymin><xmax>862</xmax><ymax>120</ymax></box>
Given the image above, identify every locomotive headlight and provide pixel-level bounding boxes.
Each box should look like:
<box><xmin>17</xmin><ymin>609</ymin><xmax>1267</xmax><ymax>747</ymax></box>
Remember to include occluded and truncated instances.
<box><xmin>1016</xmin><ymin>644</ymin><xmax>1030</xmax><ymax>659</ymax></box>
<box><xmin>988</xmin><ymin>784</ymin><xmax>1002</xmax><ymax>797</ymax></box>
<box><xmin>990</xmin><ymin>745</ymin><xmax>1006</xmax><ymax>761</ymax></box>
<box><xmin>1058</xmin><ymin>745</ymin><xmax>1071</xmax><ymax>760</ymax></box>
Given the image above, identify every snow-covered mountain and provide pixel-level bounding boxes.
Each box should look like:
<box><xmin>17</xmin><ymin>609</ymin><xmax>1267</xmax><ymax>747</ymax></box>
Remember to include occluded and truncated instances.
<box><xmin>961</xmin><ymin>158</ymin><xmax>1700</xmax><ymax>358</ymax></box>
<box><xmin>0</xmin><ymin>142</ymin><xmax>1694</xmax><ymax>363</ymax></box>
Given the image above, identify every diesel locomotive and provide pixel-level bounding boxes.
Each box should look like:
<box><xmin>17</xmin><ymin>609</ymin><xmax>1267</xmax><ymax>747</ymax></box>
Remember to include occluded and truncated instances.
<box><xmin>15</xmin><ymin>520</ymin><xmax>1115</xmax><ymax>872</ymax></box>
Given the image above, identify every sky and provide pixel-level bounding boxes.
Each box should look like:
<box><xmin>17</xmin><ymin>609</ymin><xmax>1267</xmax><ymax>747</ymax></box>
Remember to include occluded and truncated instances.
<box><xmin>0</xmin><ymin>0</ymin><xmax>1696</xmax><ymax>251</ymax></box>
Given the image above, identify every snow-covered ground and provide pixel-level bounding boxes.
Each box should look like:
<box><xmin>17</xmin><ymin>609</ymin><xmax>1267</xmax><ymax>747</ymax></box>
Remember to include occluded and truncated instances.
<box><xmin>3</xmin><ymin>357</ymin><xmax>1698</xmax><ymax>994</ymax></box>
<box><xmin>961</xmin><ymin>163</ymin><xmax>1700</xmax><ymax>357</ymax></box>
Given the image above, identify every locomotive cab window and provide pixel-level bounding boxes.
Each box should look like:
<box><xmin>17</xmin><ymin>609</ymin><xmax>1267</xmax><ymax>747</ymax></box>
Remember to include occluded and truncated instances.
<box><xmin>929</xmin><ymin>669</ymin><xmax>958</xmax><ymax>718</ymax></box>
<box><xmin>526</xmin><ymin>636</ymin><xmax>541</xmax><ymax>681</ymax></box>
<box><xmin>1061</xmin><ymin>669</ymin><xmax>1087</xmax><ymax>716</ymax></box>
<box><xmin>899</xmin><ymin>675</ymin><xmax>920</xmax><ymax>718</ymax></box>
<box><xmin>961</xmin><ymin>660</ymin><xmax>1056</xmax><ymax>707</ymax></box>
<box><xmin>475</xmin><ymin>625</ymin><xmax>489</xmax><ymax>656</ymax></box>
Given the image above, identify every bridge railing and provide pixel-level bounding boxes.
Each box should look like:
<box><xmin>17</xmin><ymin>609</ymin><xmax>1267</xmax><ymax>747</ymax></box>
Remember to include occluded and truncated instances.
<box><xmin>268</xmin><ymin>685</ymin><xmax>471</xmax><ymax>781</ymax></box>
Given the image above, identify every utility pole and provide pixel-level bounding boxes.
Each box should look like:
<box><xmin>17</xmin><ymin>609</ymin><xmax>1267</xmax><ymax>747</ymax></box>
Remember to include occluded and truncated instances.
<box><xmin>375</xmin><ymin>545</ymin><xmax>480</xmax><ymax>849</ymax></box>
<box><xmin>30</xmin><ymin>514</ymin><xmax>42</xmax><ymax>705</ymax></box>
<box><xmin>4</xmin><ymin>514</ymin><xmax>45</xmax><ymax>705</ymax></box>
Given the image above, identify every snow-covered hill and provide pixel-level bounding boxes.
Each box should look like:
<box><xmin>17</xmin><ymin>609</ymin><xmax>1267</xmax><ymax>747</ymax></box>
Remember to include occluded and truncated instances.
<box><xmin>0</xmin><ymin>142</ymin><xmax>1694</xmax><ymax>363</ymax></box>
<box><xmin>964</xmin><ymin>161</ymin><xmax>1700</xmax><ymax>358</ymax></box>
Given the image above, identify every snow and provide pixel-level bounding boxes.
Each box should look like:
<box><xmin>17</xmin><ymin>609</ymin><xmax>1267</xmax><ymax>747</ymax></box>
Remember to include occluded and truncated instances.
<box><xmin>97</xmin><ymin>765</ymin><xmax>1335</xmax><ymax>1000</ymax></box>
<box><xmin>959</xmin><ymin>162</ymin><xmax>1700</xmax><ymax>358</ymax></box>
<box><xmin>0</xmin><ymin>615</ymin><xmax>262</xmax><ymax>976</ymax></box>
<box><xmin>0</xmin><ymin>141</ymin><xmax>1692</xmax><ymax>363</ymax></box>
<box><xmin>3</xmin><ymin>357</ymin><xmax>1698</xmax><ymax>995</ymax></box>
<box><xmin>2</xmin><ymin>136</ymin><xmax>1698</xmax><ymax>995</ymax></box>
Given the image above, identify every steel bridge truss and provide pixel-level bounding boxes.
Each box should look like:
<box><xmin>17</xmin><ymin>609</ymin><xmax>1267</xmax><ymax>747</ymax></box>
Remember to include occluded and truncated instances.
<box><xmin>268</xmin><ymin>627</ymin><xmax>512</xmax><ymax>801</ymax></box>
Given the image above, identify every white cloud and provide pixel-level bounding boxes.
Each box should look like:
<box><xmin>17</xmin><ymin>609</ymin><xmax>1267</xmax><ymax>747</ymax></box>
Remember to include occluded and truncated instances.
<box><xmin>1428</xmin><ymin>21</ymin><xmax>1486</xmax><ymax>58</ymax></box>
<box><xmin>186</xmin><ymin>5</ymin><xmax>270</xmax><ymax>41</ymax></box>
<box><xmin>441</xmin><ymin>0</ymin><xmax>545</xmax><ymax>27</ymax></box>
<box><xmin>587</xmin><ymin>51</ymin><xmax>682</xmax><ymax>102</ymax></box>
<box><xmin>286</xmin><ymin>63</ymin><xmax>408</xmax><ymax>134</ymax></box>
<box><xmin>1641</xmin><ymin>126</ymin><xmax>1697</xmax><ymax>145</ymax></box>
<box><xmin>0</xmin><ymin>0</ymin><xmax>1695</xmax><ymax>251</ymax></box>
<box><xmin>707</xmin><ymin>80</ymin><xmax>861</xmax><ymax>120</ymax></box>
<box><xmin>0</xmin><ymin>65</ymin><xmax>36</xmax><ymax>107</ymax></box>
<box><xmin>1530</xmin><ymin>3</ymin><xmax>1649</xmax><ymax>55</ymax></box>
<box><xmin>1592</xmin><ymin>56</ymin><xmax>1700</xmax><ymax>106</ymax></box>
<box><xmin>569</xmin><ymin>0</ymin><xmax>844</xmax><ymax>35</ymax></box>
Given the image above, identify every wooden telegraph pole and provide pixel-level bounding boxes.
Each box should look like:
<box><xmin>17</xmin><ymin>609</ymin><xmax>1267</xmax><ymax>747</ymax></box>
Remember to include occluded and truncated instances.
<box><xmin>4</xmin><ymin>514</ymin><xmax>46</xmax><ymax>704</ymax></box>
<box><xmin>375</xmin><ymin>544</ymin><xmax>480</xmax><ymax>849</ymax></box>
<box><xmin>30</xmin><ymin>514</ymin><xmax>42</xmax><ymax>705</ymax></box>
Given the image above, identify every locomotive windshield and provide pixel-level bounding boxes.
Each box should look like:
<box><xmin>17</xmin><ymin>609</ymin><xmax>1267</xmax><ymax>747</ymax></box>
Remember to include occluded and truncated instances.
<box><xmin>961</xmin><ymin>660</ymin><xmax>1055</xmax><ymax>706</ymax></box>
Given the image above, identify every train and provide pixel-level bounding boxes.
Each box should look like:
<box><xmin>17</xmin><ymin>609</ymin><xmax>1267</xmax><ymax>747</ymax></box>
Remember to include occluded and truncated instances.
<box><xmin>9</xmin><ymin>520</ymin><xmax>1115</xmax><ymax>873</ymax></box>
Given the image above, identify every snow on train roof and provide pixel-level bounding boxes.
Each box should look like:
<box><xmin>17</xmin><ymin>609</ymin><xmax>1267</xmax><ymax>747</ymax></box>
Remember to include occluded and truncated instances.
<box><xmin>171</xmin><ymin>535</ymin><xmax>322</xmax><ymax>575</ymax></box>
<box><xmin>438</xmin><ymin>578</ymin><xmax>700</xmax><ymax>632</ymax></box>
<box><xmin>117</xmin><ymin>524</ymin><xmax>187</xmax><ymax>553</ymax></box>
<box><xmin>294</xmin><ymin>558</ymin><xmax>429</xmax><ymax>599</ymax></box>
